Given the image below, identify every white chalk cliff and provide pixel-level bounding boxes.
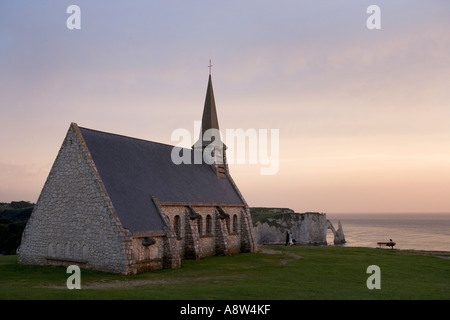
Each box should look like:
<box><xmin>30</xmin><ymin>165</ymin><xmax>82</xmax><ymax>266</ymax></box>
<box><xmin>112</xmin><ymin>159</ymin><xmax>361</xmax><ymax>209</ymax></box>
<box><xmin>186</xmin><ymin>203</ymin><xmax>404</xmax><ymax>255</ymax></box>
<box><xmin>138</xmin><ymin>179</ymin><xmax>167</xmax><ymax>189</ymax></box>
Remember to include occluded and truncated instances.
<box><xmin>251</xmin><ymin>208</ymin><xmax>345</xmax><ymax>245</ymax></box>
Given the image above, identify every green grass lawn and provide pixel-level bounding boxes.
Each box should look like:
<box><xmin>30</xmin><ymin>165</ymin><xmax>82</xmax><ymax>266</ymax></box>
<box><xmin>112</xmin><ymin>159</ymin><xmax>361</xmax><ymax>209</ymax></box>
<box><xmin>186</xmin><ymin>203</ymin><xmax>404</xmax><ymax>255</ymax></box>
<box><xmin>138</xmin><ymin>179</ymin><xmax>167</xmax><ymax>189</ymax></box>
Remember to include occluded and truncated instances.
<box><xmin>0</xmin><ymin>246</ymin><xmax>448</xmax><ymax>300</ymax></box>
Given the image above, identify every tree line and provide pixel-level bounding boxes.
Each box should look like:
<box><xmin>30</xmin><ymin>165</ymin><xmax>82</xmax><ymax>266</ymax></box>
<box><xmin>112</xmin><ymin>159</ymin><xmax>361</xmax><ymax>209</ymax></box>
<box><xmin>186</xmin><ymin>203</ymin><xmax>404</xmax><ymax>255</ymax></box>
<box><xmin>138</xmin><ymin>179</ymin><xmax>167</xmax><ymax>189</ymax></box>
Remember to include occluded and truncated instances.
<box><xmin>0</xmin><ymin>201</ymin><xmax>34</xmax><ymax>255</ymax></box>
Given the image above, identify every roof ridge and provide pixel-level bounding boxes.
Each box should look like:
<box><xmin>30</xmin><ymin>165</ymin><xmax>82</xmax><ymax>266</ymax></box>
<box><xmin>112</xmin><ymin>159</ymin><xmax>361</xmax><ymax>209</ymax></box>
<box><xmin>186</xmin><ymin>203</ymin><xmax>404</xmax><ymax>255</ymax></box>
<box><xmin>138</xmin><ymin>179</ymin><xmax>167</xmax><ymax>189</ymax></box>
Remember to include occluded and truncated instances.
<box><xmin>78</xmin><ymin>126</ymin><xmax>192</xmax><ymax>151</ymax></box>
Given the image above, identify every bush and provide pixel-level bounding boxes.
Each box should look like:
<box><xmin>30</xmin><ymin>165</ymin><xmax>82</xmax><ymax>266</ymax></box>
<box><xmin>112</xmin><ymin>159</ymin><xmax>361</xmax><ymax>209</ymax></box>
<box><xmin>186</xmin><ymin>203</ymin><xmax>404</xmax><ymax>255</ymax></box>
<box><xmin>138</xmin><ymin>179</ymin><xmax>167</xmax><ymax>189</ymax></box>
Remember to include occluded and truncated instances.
<box><xmin>0</xmin><ymin>202</ymin><xmax>33</xmax><ymax>255</ymax></box>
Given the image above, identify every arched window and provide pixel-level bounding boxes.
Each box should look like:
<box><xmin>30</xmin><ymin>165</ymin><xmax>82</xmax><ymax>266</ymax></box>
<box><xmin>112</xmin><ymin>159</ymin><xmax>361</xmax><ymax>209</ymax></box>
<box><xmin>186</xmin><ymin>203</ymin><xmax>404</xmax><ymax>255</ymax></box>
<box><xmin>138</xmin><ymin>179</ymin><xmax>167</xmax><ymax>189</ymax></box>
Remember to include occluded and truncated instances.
<box><xmin>233</xmin><ymin>214</ymin><xmax>238</xmax><ymax>233</ymax></box>
<box><xmin>64</xmin><ymin>243</ymin><xmax>71</xmax><ymax>258</ymax></box>
<box><xmin>82</xmin><ymin>245</ymin><xmax>89</xmax><ymax>259</ymax></box>
<box><xmin>56</xmin><ymin>243</ymin><xmax>63</xmax><ymax>257</ymax></box>
<box><xmin>73</xmin><ymin>243</ymin><xmax>79</xmax><ymax>259</ymax></box>
<box><xmin>48</xmin><ymin>243</ymin><xmax>56</xmax><ymax>257</ymax></box>
<box><xmin>206</xmin><ymin>215</ymin><xmax>212</xmax><ymax>235</ymax></box>
<box><xmin>174</xmin><ymin>215</ymin><xmax>181</xmax><ymax>238</ymax></box>
<box><xmin>197</xmin><ymin>215</ymin><xmax>203</xmax><ymax>235</ymax></box>
<box><xmin>225</xmin><ymin>216</ymin><xmax>231</xmax><ymax>234</ymax></box>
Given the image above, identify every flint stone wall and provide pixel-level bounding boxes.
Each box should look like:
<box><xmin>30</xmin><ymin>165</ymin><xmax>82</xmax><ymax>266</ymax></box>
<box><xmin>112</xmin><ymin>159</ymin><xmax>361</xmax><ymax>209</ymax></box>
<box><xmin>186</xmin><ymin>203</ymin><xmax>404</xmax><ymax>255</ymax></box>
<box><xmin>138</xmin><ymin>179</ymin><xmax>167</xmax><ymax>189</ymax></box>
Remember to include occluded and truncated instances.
<box><xmin>161</xmin><ymin>205</ymin><xmax>248</xmax><ymax>259</ymax></box>
<box><xmin>18</xmin><ymin>125</ymin><xmax>133</xmax><ymax>274</ymax></box>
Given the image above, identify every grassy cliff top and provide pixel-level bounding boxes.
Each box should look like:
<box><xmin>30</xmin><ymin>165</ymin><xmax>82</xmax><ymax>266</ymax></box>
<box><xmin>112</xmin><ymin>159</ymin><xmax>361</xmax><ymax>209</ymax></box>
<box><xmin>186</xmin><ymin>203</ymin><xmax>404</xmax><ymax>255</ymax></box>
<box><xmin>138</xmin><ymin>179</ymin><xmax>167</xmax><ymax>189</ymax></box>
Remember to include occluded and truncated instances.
<box><xmin>1</xmin><ymin>246</ymin><xmax>449</xmax><ymax>300</ymax></box>
<box><xmin>249</xmin><ymin>207</ymin><xmax>323</xmax><ymax>226</ymax></box>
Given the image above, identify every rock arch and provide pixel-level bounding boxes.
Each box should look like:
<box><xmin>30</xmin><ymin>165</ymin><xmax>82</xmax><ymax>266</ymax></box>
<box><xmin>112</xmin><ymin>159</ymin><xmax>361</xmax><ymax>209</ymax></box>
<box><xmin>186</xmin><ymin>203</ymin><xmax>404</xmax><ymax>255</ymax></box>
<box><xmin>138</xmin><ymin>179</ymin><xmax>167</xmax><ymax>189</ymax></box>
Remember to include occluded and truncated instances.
<box><xmin>326</xmin><ymin>220</ymin><xmax>346</xmax><ymax>244</ymax></box>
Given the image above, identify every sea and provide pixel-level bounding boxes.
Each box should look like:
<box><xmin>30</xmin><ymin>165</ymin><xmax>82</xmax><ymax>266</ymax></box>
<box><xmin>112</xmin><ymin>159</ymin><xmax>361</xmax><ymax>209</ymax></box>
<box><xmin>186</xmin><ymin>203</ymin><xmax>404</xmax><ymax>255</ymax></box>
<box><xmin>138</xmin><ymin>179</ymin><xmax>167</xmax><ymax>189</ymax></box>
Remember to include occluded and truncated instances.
<box><xmin>325</xmin><ymin>213</ymin><xmax>450</xmax><ymax>252</ymax></box>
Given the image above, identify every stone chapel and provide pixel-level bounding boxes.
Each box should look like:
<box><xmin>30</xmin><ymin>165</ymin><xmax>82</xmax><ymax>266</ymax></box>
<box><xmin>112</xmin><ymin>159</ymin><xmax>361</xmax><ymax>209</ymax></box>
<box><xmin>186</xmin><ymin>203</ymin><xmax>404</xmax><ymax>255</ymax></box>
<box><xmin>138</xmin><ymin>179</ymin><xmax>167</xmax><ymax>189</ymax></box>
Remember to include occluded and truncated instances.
<box><xmin>18</xmin><ymin>75</ymin><xmax>258</xmax><ymax>274</ymax></box>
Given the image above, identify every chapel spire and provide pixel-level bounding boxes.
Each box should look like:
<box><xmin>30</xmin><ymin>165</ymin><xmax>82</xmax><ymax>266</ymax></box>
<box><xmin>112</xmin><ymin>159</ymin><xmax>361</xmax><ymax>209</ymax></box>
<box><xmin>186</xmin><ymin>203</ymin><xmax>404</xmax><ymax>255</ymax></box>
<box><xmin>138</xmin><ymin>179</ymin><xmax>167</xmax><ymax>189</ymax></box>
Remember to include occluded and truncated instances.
<box><xmin>193</xmin><ymin>68</ymin><xmax>227</xmax><ymax>178</ymax></box>
<box><xmin>201</xmin><ymin>74</ymin><xmax>220</xmax><ymax>143</ymax></box>
<box><xmin>194</xmin><ymin>72</ymin><xmax>224</xmax><ymax>149</ymax></box>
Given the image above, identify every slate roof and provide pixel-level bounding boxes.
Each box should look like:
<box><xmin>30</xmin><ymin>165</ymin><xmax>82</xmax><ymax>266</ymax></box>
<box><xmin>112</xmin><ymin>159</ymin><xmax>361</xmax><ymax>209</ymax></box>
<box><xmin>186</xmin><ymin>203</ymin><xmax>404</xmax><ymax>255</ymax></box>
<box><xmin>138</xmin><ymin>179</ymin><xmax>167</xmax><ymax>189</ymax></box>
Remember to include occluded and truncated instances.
<box><xmin>79</xmin><ymin>127</ymin><xmax>244</xmax><ymax>232</ymax></box>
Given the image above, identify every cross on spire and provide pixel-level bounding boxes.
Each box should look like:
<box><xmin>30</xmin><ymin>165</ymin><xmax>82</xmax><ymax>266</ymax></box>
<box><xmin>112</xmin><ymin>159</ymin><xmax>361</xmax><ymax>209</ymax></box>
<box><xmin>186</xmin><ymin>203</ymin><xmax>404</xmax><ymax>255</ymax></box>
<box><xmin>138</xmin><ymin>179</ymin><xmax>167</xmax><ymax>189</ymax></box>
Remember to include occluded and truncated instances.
<box><xmin>208</xmin><ymin>59</ymin><xmax>213</xmax><ymax>75</ymax></box>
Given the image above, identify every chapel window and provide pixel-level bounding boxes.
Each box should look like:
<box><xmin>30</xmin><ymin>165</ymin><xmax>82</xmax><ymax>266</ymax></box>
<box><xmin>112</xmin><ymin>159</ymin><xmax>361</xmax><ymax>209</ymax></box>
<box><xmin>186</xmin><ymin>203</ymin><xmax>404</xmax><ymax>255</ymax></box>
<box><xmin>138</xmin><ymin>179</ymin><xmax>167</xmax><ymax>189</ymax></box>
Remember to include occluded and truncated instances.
<box><xmin>197</xmin><ymin>215</ymin><xmax>203</xmax><ymax>235</ymax></box>
<box><xmin>225</xmin><ymin>216</ymin><xmax>231</xmax><ymax>234</ymax></box>
<box><xmin>206</xmin><ymin>215</ymin><xmax>212</xmax><ymax>235</ymax></box>
<box><xmin>174</xmin><ymin>215</ymin><xmax>181</xmax><ymax>238</ymax></box>
<box><xmin>233</xmin><ymin>214</ymin><xmax>238</xmax><ymax>233</ymax></box>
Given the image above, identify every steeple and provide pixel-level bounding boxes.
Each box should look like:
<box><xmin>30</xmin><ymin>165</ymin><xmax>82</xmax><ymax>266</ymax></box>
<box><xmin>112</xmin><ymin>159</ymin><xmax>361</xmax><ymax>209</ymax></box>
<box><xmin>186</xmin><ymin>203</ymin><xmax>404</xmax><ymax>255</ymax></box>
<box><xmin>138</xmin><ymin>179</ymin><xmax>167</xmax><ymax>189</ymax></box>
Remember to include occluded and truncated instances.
<box><xmin>193</xmin><ymin>73</ymin><xmax>227</xmax><ymax>178</ymax></box>
<box><xmin>197</xmin><ymin>74</ymin><xmax>221</xmax><ymax>148</ymax></box>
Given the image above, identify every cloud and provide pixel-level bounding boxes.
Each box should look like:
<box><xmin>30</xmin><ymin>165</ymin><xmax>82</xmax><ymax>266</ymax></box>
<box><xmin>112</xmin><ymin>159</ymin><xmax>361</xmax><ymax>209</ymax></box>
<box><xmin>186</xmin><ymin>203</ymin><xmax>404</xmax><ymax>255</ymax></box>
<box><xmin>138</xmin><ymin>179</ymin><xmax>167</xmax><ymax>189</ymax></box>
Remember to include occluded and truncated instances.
<box><xmin>1</xmin><ymin>1</ymin><xmax>449</xmax><ymax>212</ymax></box>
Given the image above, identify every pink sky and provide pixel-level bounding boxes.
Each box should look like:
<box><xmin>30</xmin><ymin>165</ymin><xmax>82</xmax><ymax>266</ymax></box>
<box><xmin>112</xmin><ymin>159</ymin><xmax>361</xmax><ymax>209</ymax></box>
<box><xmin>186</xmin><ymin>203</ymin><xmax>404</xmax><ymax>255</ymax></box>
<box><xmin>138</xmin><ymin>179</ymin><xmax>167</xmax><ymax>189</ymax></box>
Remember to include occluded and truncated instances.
<box><xmin>1</xmin><ymin>1</ymin><xmax>449</xmax><ymax>213</ymax></box>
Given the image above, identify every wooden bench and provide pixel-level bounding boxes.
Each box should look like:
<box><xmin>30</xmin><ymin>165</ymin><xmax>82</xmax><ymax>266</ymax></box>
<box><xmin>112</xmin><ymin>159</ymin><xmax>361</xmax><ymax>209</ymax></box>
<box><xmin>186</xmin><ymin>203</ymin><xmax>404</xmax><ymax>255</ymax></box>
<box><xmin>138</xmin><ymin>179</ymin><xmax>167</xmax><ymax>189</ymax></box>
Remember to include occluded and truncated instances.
<box><xmin>377</xmin><ymin>242</ymin><xmax>396</xmax><ymax>249</ymax></box>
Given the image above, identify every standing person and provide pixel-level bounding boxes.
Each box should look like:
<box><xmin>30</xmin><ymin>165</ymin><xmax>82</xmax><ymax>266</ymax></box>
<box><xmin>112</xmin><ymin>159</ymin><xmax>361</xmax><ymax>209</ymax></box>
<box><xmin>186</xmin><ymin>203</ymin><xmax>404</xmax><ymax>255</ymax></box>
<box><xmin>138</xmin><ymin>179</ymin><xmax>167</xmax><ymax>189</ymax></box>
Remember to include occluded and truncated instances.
<box><xmin>289</xmin><ymin>231</ymin><xmax>294</xmax><ymax>246</ymax></box>
<box><xmin>285</xmin><ymin>231</ymin><xmax>289</xmax><ymax>246</ymax></box>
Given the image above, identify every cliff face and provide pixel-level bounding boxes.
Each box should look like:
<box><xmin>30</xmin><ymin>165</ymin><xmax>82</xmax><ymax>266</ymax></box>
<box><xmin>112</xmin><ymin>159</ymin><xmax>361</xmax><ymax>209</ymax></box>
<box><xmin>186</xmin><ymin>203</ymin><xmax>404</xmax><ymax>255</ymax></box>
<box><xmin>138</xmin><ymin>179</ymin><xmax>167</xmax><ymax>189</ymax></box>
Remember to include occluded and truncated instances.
<box><xmin>334</xmin><ymin>221</ymin><xmax>346</xmax><ymax>244</ymax></box>
<box><xmin>250</xmin><ymin>208</ymin><xmax>345</xmax><ymax>246</ymax></box>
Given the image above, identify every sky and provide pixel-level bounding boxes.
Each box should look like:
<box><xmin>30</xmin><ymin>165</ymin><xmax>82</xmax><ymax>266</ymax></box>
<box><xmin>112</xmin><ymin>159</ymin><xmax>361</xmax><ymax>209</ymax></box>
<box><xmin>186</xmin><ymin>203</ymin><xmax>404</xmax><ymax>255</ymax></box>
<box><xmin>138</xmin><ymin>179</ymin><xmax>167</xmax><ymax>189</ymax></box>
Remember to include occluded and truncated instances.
<box><xmin>1</xmin><ymin>1</ymin><xmax>449</xmax><ymax>213</ymax></box>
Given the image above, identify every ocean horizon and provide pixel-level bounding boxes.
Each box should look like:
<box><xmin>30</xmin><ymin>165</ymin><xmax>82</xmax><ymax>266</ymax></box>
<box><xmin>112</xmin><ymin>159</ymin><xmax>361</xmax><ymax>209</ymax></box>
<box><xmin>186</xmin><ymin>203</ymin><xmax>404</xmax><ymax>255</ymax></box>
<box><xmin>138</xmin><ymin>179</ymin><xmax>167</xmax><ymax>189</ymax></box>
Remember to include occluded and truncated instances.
<box><xmin>326</xmin><ymin>213</ymin><xmax>450</xmax><ymax>252</ymax></box>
